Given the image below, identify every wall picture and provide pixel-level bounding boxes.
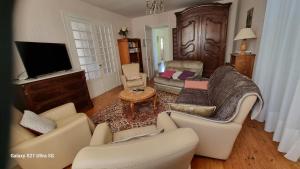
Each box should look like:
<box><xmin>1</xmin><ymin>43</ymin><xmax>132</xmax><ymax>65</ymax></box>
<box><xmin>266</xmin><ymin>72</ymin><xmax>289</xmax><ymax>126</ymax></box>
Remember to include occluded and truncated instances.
<box><xmin>246</xmin><ymin>8</ymin><xmax>254</xmax><ymax>28</ymax></box>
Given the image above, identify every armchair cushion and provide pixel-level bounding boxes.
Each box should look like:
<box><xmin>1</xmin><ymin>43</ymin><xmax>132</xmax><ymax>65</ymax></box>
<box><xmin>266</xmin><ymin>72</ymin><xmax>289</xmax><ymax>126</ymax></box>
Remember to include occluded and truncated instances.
<box><xmin>170</xmin><ymin>103</ymin><xmax>216</xmax><ymax>117</ymax></box>
<box><xmin>112</xmin><ymin>126</ymin><xmax>164</xmax><ymax>143</ymax></box>
<box><xmin>20</xmin><ymin>110</ymin><xmax>56</xmax><ymax>135</ymax></box>
<box><xmin>126</xmin><ymin>78</ymin><xmax>144</xmax><ymax>88</ymax></box>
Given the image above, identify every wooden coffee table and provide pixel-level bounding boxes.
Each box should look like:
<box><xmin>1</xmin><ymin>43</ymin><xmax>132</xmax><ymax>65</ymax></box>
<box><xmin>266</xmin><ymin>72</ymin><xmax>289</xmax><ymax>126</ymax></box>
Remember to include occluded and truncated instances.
<box><xmin>119</xmin><ymin>87</ymin><xmax>157</xmax><ymax>119</ymax></box>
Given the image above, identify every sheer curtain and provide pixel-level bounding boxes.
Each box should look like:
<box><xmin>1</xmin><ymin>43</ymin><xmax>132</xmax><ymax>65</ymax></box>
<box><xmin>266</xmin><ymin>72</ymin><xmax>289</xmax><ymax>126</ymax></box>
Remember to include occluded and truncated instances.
<box><xmin>253</xmin><ymin>0</ymin><xmax>300</xmax><ymax>162</ymax></box>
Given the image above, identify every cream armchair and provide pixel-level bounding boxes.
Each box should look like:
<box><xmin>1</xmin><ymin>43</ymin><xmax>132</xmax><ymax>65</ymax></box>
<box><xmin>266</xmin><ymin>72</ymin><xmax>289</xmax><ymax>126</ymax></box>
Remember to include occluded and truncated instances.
<box><xmin>72</xmin><ymin>112</ymin><xmax>199</xmax><ymax>169</ymax></box>
<box><xmin>121</xmin><ymin>63</ymin><xmax>147</xmax><ymax>89</ymax></box>
<box><xmin>10</xmin><ymin>103</ymin><xmax>95</xmax><ymax>169</ymax></box>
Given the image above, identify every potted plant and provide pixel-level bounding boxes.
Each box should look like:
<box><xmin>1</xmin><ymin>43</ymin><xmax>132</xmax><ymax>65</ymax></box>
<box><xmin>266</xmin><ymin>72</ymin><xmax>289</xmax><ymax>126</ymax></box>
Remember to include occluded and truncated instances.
<box><xmin>119</xmin><ymin>27</ymin><xmax>128</xmax><ymax>38</ymax></box>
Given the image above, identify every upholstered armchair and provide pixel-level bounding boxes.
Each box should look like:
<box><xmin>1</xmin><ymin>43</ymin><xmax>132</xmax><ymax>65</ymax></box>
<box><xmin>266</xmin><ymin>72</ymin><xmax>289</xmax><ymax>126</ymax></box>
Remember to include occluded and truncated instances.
<box><xmin>121</xmin><ymin>63</ymin><xmax>147</xmax><ymax>89</ymax></box>
<box><xmin>9</xmin><ymin>103</ymin><xmax>95</xmax><ymax>169</ymax></box>
<box><xmin>72</xmin><ymin>112</ymin><xmax>199</xmax><ymax>169</ymax></box>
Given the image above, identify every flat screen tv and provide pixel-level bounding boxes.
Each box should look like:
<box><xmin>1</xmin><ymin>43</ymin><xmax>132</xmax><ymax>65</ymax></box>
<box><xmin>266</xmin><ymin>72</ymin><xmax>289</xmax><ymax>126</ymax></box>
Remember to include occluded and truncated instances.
<box><xmin>15</xmin><ymin>41</ymin><xmax>72</xmax><ymax>78</ymax></box>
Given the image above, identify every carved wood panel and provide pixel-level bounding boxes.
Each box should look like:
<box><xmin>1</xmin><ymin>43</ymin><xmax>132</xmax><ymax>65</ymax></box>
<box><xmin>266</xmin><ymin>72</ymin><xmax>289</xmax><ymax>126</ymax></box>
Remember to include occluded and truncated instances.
<box><xmin>174</xmin><ymin>3</ymin><xmax>230</xmax><ymax>77</ymax></box>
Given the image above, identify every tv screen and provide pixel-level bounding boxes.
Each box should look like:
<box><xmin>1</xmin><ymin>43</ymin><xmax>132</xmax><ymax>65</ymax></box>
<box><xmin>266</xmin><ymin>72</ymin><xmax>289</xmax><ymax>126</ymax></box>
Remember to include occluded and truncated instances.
<box><xmin>15</xmin><ymin>41</ymin><xmax>72</xmax><ymax>78</ymax></box>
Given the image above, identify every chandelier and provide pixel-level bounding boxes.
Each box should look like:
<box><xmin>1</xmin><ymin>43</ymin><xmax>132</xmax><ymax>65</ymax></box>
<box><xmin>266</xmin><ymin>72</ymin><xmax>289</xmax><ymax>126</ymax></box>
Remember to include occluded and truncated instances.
<box><xmin>146</xmin><ymin>0</ymin><xmax>165</xmax><ymax>15</ymax></box>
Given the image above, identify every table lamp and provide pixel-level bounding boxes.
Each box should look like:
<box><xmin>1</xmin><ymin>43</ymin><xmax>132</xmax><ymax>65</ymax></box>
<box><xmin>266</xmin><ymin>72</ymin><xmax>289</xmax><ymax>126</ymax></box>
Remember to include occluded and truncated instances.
<box><xmin>234</xmin><ymin>28</ymin><xmax>256</xmax><ymax>55</ymax></box>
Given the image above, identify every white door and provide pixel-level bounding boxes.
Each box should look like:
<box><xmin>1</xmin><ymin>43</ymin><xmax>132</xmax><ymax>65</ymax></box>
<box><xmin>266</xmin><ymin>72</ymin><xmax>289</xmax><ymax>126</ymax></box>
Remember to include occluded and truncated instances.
<box><xmin>144</xmin><ymin>25</ymin><xmax>155</xmax><ymax>79</ymax></box>
<box><xmin>63</xmin><ymin>15</ymin><xmax>120</xmax><ymax>96</ymax></box>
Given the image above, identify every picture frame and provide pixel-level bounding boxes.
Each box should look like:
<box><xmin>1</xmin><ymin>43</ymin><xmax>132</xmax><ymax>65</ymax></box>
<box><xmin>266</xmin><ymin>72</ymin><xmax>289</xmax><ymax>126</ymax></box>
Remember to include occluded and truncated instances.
<box><xmin>246</xmin><ymin>8</ymin><xmax>254</xmax><ymax>28</ymax></box>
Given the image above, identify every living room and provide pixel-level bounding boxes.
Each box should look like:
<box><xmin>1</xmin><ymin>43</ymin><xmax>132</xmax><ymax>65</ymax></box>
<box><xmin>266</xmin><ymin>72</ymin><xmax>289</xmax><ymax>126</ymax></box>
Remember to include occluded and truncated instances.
<box><xmin>1</xmin><ymin>0</ymin><xmax>300</xmax><ymax>169</ymax></box>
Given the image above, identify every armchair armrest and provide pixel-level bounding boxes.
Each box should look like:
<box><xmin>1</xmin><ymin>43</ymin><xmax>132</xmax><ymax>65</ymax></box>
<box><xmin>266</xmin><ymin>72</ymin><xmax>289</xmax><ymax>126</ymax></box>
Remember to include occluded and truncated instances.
<box><xmin>157</xmin><ymin>112</ymin><xmax>177</xmax><ymax>132</ymax></box>
<box><xmin>90</xmin><ymin>123</ymin><xmax>112</xmax><ymax>146</ymax></box>
<box><xmin>11</xmin><ymin>115</ymin><xmax>92</xmax><ymax>169</ymax></box>
<box><xmin>140</xmin><ymin>73</ymin><xmax>147</xmax><ymax>87</ymax></box>
<box><xmin>121</xmin><ymin>75</ymin><xmax>128</xmax><ymax>89</ymax></box>
<box><xmin>40</xmin><ymin>103</ymin><xmax>77</xmax><ymax>121</ymax></box>
<box><xmin>170</xmin><ymin>111</ymin><xmax>241</xmax><ymax>159</ymax></box>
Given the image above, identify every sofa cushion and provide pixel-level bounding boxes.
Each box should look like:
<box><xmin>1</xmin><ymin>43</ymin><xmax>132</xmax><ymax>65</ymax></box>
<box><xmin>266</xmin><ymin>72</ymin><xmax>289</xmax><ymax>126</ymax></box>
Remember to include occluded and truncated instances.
<box><xmin>172</xmin><ymin>70</ymin><xmax>183</xmax><ymax>80</ymax></box>
<box><xmin>184</xmin><ymin>80</ymin><xmax>208</xmax><ymax>90</ymax></box>
<box><xmin>176</xmin><ymin>88</ymin><xmax>210</xmax><ymax>106</ymax></box>
<box><xmin>20</xmin><ymin>110</ymin><xmax>57</xmax><ymax>135</ymax></box>
<box><xmin>159</xmin><ymin>70</ymin><xmax>176</xmax><ymax>79</ymax></box>
<box><xmin>154</xmin><ymin>77</ymin><xmax>184</xmax><ymax>88</ymax></box>
<box><xmin>165</xmin><ymin>60</ymin><xmax>203</xmax><ymax>76</ymax></box>
<box><xmin>178</xmin><ymin>70</ymin><xmax>195</xmax><ymax>80</ymax></box>
<box><xmin>170</xmin><ymin>103</ymin><xmax>216</xmax><ymax>117</ymax></box>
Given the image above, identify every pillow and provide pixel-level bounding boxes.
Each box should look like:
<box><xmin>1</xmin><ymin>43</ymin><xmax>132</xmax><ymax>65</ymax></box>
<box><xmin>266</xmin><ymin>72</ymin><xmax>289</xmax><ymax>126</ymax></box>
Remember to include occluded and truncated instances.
<box><xmin>184</xmin><ymin>80</ymin><xmax>208</xmax><ymax>90</ymax></box>
<box><xmin>170</xmin><ymin>103</ymin><xmax>216</xmax><ymax>117</ymax></box>
<box><xmin>112</xmin><ymin>127</ymin><xmax>164</xmax><ymax>143</ymax></box>
<box><xmin>159</xmin><ymin>70</ymin><xmax>176</xmax><ymax>79</ymax></box>
<box><xmin>178</xmin><ymin>70</ymin><xmax>195</xmax><ymax>80</ymax></box>
<box><xmin>126</xmin><ymin>73</ymin><xmax>142</xmax><ymax>81</ymax></box>
<box><xmin>172</xmin><ymin>71</ymin><xmax>183</xmax><ymax>80</ymax></box>
<box><xmin>20</xmin><ymin>110</ymin><xmax>57</xmax><ymax>135</ymax></box>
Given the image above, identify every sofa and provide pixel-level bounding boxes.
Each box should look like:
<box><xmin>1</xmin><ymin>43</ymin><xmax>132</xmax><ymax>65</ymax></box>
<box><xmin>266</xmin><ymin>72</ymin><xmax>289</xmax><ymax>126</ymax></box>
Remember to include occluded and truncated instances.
<box><xmin>10</xmin><ymin>103</ymin><xmax>95</xmax><ymax>169</ymax></box>
<box><xmin>72</xmin><ymin>112</ymin><xmax>199</xmax><ymax>169</ymax></box>
<box><xmin>169</xmin><ymin>66</ymin><xmax>263</xmax><ymax>160</ymax></box>
<box><xmin>154</xmin><ymin>60</ymin><xmax>203</xmax><ymax>94</ymax></box>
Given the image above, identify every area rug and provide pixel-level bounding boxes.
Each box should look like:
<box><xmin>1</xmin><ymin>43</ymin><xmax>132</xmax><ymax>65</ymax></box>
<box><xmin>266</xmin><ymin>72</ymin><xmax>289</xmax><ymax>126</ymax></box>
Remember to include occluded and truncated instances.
<box><xmin>91</xmin><ymin>91</ymin><xmax>177</xmax><ymax>133</ymax></box>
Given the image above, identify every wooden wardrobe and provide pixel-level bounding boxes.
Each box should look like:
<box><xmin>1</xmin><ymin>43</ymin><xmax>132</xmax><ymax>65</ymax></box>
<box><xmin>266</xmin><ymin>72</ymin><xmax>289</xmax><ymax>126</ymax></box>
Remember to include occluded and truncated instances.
<box><xmin>174</xmin><ymin>3</ymin><xmax>231</xmax><ymax>77</ymax></box>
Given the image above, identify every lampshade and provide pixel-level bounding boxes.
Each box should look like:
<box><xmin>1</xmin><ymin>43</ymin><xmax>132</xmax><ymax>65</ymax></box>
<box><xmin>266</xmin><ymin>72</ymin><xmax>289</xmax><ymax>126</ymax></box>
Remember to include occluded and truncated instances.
<box><xmin>234</xmin><ymin>28</ymin><xmax>256</xmax><ymax>40</ymax></box>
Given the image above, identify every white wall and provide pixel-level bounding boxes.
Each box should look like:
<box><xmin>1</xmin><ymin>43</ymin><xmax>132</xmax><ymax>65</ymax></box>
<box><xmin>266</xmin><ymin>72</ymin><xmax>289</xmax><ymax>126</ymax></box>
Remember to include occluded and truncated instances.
<box><xmin>234</xmin><ymin>0</ymin><xmax>267</xmax><ymax>54</ymax></box>
<box><xmin>13</xmin><ymin>0</ymin><xmax>131</xmax><ymax>98</ymax></box>
<box><xmin>131</xmin><ymin>0</ymin><xmax>239</xmax><ymax>64</ymax></box>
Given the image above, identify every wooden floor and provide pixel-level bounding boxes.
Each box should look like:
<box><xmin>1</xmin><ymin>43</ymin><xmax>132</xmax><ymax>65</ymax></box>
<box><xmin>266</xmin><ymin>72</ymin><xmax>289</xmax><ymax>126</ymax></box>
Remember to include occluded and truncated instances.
<box><xmin>79</xmin><ymin>86</ymin><xmax>300</xmax><ymax>169</ymax></box>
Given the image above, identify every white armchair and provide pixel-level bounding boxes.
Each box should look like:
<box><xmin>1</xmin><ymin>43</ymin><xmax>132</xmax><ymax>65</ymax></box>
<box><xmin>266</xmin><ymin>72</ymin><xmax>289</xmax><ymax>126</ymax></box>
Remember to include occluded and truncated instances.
<box><xmin>9</xmin><ymin>103</ymin><xmax>95</xmax><ymax>169</ymax></box>
<box><xmin>121</xmin><ymin>63</ymin><xmax>147</xmax><ymax>89</ymax></box>
<box><xmin>72</xmin><ymin>112</ymin><xmax>199</xmax><ymax>169</ymax></box>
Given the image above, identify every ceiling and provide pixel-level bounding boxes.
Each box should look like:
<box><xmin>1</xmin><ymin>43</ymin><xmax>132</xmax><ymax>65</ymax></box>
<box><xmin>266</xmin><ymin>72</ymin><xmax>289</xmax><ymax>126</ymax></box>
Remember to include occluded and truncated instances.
<box><xmin>82</xmin><ymin>0</ymin><xmax>217</xmax><ymax>18</ymax></box>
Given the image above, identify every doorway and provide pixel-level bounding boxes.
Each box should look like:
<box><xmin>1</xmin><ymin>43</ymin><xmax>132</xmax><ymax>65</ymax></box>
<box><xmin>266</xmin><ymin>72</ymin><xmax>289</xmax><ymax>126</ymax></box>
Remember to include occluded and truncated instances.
<box><xmin>144</xmin><ymin>25</ymin><xmax>172</xmax><ymax>79</ymax></box>
<box><xmin>152</xmin><ymin>26</ymin><xmax>172</xmax><ymax>73</ymax></box>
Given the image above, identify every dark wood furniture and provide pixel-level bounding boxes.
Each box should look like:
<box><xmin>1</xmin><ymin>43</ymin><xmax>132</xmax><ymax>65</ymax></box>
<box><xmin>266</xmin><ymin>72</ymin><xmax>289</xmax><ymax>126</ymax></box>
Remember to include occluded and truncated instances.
<box><xmin>118</xmin><ymin>38</ymin><xmax>143</xmax><ymax>72</ymax></box>
<box><xmin>14</xmin><ymin>71</ymin><xmax>93</xmax><ymax>114</ymax></box>
<box><xmin>172</xmin><ymin>28</ymin><xmax>178</xmax><ymax>59</ymax></box>
<box><xmin>230</xmin><ymin>53</ymin><xmax>256</xmax><ymax>78</ymax></box>
<box><xmin>174</xmin><ymin>3</ymin><xmax>231</xmax><ymax>77</ymax></box>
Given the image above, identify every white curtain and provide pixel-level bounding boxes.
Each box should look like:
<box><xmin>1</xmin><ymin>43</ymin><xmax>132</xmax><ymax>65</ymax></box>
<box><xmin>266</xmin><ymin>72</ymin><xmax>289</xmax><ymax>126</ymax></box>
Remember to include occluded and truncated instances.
<box><xmin>253</xmin><ymin>0</ymin><xmax>300</xmax><ymax>162</ymax></box>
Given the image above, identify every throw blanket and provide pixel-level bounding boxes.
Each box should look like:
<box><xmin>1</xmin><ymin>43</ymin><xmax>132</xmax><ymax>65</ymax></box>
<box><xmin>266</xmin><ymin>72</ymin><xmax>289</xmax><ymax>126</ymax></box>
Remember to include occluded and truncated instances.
<box><xmin>175</xmin><ymin>66</ymin><xmax>263</xmax><ymax>123</ymax></box>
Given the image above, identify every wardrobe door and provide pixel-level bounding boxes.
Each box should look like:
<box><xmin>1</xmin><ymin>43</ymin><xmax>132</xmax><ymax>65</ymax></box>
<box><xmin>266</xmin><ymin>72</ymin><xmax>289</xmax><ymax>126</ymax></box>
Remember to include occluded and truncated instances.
<box><xmin>175</xmin><ymin>15</ymin><xmax>200</xmax><ymax>60</ymax></box>
<box><xmin>200</xmin><ymin>13</ymin><xmax>228</xmax><ymax>77</ymax></box>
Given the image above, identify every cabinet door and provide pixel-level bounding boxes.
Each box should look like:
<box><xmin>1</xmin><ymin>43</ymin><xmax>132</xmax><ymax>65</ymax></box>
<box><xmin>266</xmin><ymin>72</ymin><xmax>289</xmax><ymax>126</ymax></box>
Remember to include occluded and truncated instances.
<box><xmin>176</xmin><ymin>15</ymin><xmax>200</xmax><ymax>60</ymax></box>
<box><xmin>200</xmin><ymin>14</ymin><xmax>228</xmax><ymax>77</ymax></box>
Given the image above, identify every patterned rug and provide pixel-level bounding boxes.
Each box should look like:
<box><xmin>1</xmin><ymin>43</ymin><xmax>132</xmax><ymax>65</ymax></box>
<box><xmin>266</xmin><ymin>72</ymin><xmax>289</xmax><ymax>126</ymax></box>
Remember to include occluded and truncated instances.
<box><xmin>91</xmin><ymin>91</ymin><xmax>177</xmax><ymax>133</ymax></box>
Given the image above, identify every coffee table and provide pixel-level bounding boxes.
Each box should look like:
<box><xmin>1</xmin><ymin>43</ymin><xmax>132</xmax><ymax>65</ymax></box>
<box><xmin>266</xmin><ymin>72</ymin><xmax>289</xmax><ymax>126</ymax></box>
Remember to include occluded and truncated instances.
<box><xmin>119</xmin><ymin>87</ymin><xmax>157</xmax><ymax>119</ymax></box>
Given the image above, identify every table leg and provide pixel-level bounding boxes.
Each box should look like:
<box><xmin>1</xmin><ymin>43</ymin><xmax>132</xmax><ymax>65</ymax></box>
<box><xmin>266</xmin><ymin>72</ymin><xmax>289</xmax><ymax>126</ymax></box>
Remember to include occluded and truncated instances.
<box><xmin>153</xmin><ymin>94</ymin><xmax>157</xmax><ymax>110</ymax></box>
<box><xmin>130</xmin><ymin>102</ymin><xmax>135</xmax><ymax>120</ymax></box>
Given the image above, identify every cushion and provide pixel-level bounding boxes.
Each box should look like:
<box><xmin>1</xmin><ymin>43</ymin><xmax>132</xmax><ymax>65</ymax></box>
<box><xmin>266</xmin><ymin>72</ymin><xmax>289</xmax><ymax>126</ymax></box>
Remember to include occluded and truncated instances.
<box><xmin>178</xmin><ymin>70</ymin><xmax>195</xmax><ymax>80</ymax></box>
<box><xmin>126</xmin><ymin>74</ymin><xmax>142</xmax><ymax>81</ymax></box>
<box><xmin>176</xmin><ymin>88</ymin><xmax>210</xmax><ymax>106</ymax></box>
<box><xmin>184</xmin><ymin>80</ymin><xmax>208</xmax><ymax>90</ymax></box>
<box><xmin>159</xmin><ymin>70</ymin><xmax>176</xmax><ymax>79</ymax></box>
<box><xmin>172</xmin><ymin>71</ymin><xmax>183</xmax><ymax>80</ymax></box>
<box><xmin>126</xmin><ymin>79</ymin><xmax>144</xmax><ymax>87</ymax></box>
<box><xmin>112</xmin><ymin>125</ymin><xmax>164</xmax><ymax>143</ymax></box>
<box><xmin>170</xmin><ymin>103</ymin><xmax>216</xmax><ymax>117</ymax></box>
<box><xmin>20</xmin><ymin>110</ymin><xmax>57</xmax><ymax>135</ymax></box>
<box><xmin>154</xmin><ymin>76</ymin><xmax>184</xmax><ymax>88</ymax></box>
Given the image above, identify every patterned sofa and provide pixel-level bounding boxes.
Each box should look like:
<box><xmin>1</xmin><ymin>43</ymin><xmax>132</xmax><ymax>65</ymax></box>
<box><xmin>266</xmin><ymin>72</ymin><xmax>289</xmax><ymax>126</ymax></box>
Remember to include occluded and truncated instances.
<box><xmin>154</xmin><ymin>60</ymin><xmax>203</xmax><ymax>94</ymax></box>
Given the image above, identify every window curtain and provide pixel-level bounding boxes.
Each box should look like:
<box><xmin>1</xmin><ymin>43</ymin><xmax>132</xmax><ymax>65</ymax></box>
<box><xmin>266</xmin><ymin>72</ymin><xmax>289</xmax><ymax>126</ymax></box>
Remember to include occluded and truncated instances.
<box><xmin>253</xmin><ymin>0</ymin><xmax>300</xmax><ymax>162</ymax></box>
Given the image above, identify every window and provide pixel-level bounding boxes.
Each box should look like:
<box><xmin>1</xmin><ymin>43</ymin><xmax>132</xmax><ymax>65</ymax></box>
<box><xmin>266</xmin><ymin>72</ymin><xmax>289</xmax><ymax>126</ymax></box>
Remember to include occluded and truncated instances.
<box><xmin>69</xmin><ymin>20</ymin><xmax>100</xmax><ymax>80</ymax></box>
<box><xmin>66</xmin><ymin>16</ymin><xmax>118</xmax><ymax>80</ymax></box>
<box><xmin>96</xmin><ymin>24</ymin><xmax>117</xmax><ymax>74</ymax></box>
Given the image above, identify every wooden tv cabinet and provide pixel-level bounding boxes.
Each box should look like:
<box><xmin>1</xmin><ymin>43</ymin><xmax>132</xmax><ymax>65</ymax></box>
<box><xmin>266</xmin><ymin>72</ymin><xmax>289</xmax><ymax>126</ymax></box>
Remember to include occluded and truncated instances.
<box><xmin>14</xmin><ymin>70</ymin><xmax>93</xmax><ymax>114</ymax></box>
